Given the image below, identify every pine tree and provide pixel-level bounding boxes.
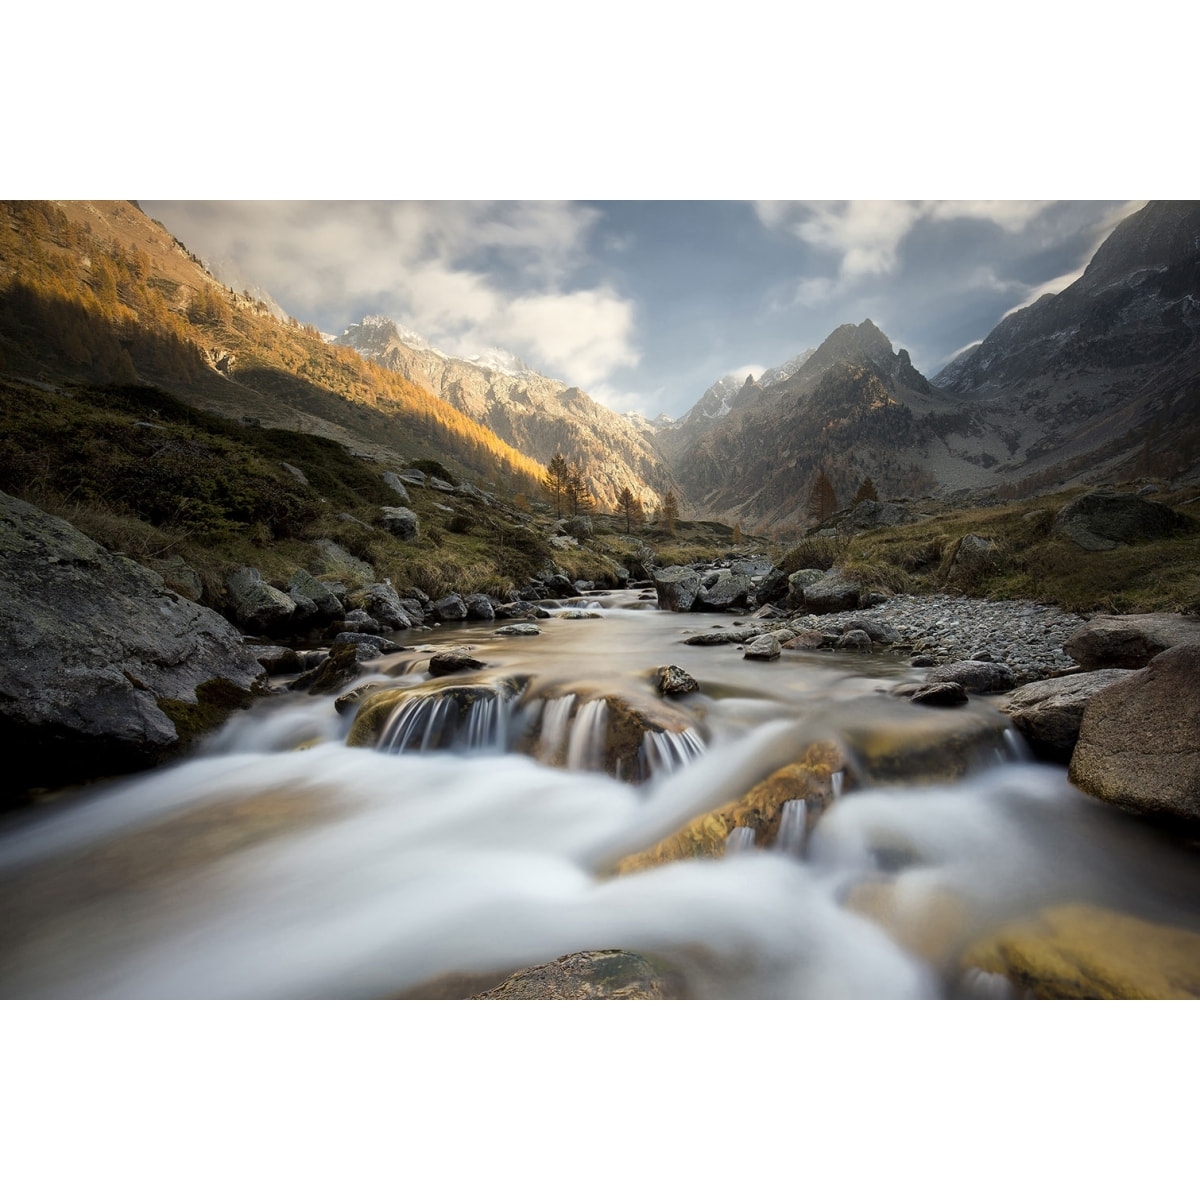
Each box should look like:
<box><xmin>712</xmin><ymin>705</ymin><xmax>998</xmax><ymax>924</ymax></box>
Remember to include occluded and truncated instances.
<box><xmin>661</xmin><ymin>490</ymin><xmax>679</xmax><ymax>536</ymax></box>
<box><xmin>807</xmin><ymin>471</ymin><xmax>839</xmax><ymax>526</ymax></box>
<box><xmin>616</xmin><ymin>486</ymin><xmax>642</xmax><ymax>534</ymax></box>
<box><xmin>853</xmin><ymin>477</ymin><xmax>878</xmax><ymax>505</ymax></box>
<box><xmin>543</xmin><ymin>452</ymin><xmax>571</xmax><ymax>517</ymax></box>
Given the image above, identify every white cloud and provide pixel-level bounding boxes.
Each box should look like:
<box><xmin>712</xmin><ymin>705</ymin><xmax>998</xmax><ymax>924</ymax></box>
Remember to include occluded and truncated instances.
<box><xmin>142</xmin><ymin>199</ymin><xmax>639</xmax><ymax>401</ymax></box>
<box><xmin>728</xmin><ymin>363</ymin><xmax>766</xmax><ymax>382</ymax></box>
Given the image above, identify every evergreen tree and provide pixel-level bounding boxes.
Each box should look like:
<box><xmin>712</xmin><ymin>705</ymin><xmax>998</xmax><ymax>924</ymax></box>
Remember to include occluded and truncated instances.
<box><xmin>661</xmin><ymin>490</ymin><xmax>679</xmax><ymax>536</ymax></box>
<box><xmin>807</xmin><ymin>470</ymin><xmax>839</xmax><ymax>526</ymax></box>
<box><xmin>616</xmin><ymin>486</ymin><xmax>642</xmax><ymax>533</ymax></box>
<box><xmin>853</xmin><ymin>477</ymin><xmax>878</xmax><ymax>505</ymax></box>
<box><xmin>543</xmin><ymin>452</ymin><xmax>570</xmax><ymax>517</ymax></box>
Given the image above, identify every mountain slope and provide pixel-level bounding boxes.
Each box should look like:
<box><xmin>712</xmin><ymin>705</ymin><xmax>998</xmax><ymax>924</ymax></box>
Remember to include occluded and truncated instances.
<box><xmin>336</xmin><ymin>316</ymin><xmax>680</xmax><ymax>512</ymax></box>
<box><xmin>933</xmin><ymin>200</ymin><xmax>1200</xmax><ymax>487</ymax></box>
<box><xmin>0</xmin><ymin>201</ymin><xmax>547</xmax><ymax>495</ymax></box>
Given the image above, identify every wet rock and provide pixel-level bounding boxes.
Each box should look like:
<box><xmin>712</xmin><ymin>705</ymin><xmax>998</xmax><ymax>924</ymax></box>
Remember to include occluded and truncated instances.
<box><xmin>225</xmin><ymin>567</ymin><xmax>296</xmax><ymax>632</ymax></box>
<box><xmin>782</xmin><ymin>629</ymin><xmax>833</xmax><ymax>650</ymax></box>
<box><xmin>471</xmin><ymin>949</ymin><xmax>689</xmax><ymax>1000</ymax></box>
<box><xmin>614</xmin><ymin>741</ymin><xmax>846</xmax><ymax>873</ymax></box>
<box><xmin>255</xmin><ymin>645</ymin><xmax>304</xmax><ymax>675</ymax></box>
<box><xmin>290</xmin><ymin>641</ymin><xmax>376</xmax><ymax>695</ymax></box>
<box><xmin>339</xmin><ymin>608</ymin><xmax>382</xmax><ymax>634</ymax></box>
<box><xmin>802</xmin><ymin>568</ymin><xmax>860</xmax><ymax>614</ymax></box>
<box><xmin>558</xmin><ymin>608</ymin><xmax>602</xmax><ymax>619</ymax></box>
<box><xmin>994</xmin><ymin>670</ymin><xmax>1131</xmax><ymax>760</ymax></box>
<box><xmin>428</xmin><ymin>649</ymin><xmax>487</xmax><ymax>676</ymax></box>
<box><xmin>360</xmin><ymin>582</ymin><xmax>412</xmax><ymax>631</ymax></box>
<box><xmin>926</xmin><ymin>660</ymin><xmax>1016</xmax><ymax>694</ymax></box>
<box><xmin>1052</xmin><ymin>489</ymin><xmax>1193</xmax><ymax>551</ymax></box>
<box><xmin>684</xmin><ymin>630</ymin><xmax>747</xmax><ymax>646</ymax></box>
<box><xmin>908</xmin><ymin>682</ymin><xmax>969</xmax><ymax>707</ymax></box>
<box><xmin>346</xmin><ymin>681</ymin><xmax>520</xmax><ymax>749</ymax></box>
<box><xmin>695</xmin><ymin>572</ymin><xmax>751</xmax><ymax>612</ymax></box>
<box><xmin>434</xmin><ymin>593</ymin><xmax>468</xmax><ymax>621</ymax></box>
<box><xmin>653</xmin><ymin>566</ymin><xmax>702</xmax><ymax>612</ymax></box>
<box><xmin>332</xmin><ymin>632</ymin><xmax>395</xmax><ymax>657</ymax></box>
<box><xmin>654</xmin><ymin>665</ymin><xmax>699</xmax><ymax>696</ymax></box>
<box><xmin>835</xmin><ymin>629</ymin><xmax>872</xmax><ymax>651</ymax></box>
<box><xmin>962</xmin><ymin>903</ymin><xmax>1200</xmax><ymax>999</ymax></box>
<box><xmin>910</xmin><ymin>654</ymin><xmax>936</xmax><ymax>667</ymax></box>
<box><xmin>841</xmin><ymin>617</ymin><xmax>901</xmax><ymax>644</ymax></box>
<box><xmin>1069</xmin><ymin>644</ymin><xmax>1200</xmax><ymax>821</ymax></box>
<box><xmin>495</xmin><ymin>623</ymin><xmax>540</xmax><ymax>636</ymax></box>
<box><xmin>463</xmin><ymin>593</ymin><xmax>495</xmax><ymax>621</ymax></box>
<box><xmin>334</xmin><ymin>681</ymin><xmax>389</xmax><ymax>715</ymax></box>
<box><xmin>1064</xmin><ymin>612</ymin><xmax>1200</xmax><ymax>670</ymax></box>
<box><xmin>380</xmin><ymin>506</ymin><xmax>419</xmax><ymax>541</ymax></box>
<box><xmin>755</xmin><ymin>566</ymin><xmax>790</xmax><ymax>606</ymax></box>
<box><xmin>0</xmin><ymin>490</ymin><xmax>266</xmax><ymax>805</ymax></box>
<box><xmin>742</xmin><ymin>634</ymin><xmax>782</xmax><ymax>660</ymax></box>
<box><xmin>785</xmin><ymin>569</ymin><xmax>825</xmax><ymax>609</ymax></box>
<box><xmin>494</xmin><ymin>601</ymin><xmax>544</xmax><ymax>620</ymax></box>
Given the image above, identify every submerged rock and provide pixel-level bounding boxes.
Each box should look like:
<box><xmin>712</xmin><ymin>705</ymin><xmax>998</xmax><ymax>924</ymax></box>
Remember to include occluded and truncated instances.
<box><xmin>471</xmin><ymin>949</ymin><xmax>689</xmax><ymax>1000</ymax></box>
<box><xmin>654</xmin><ymin>664</ymin><xmax>699</xmax><ymax>696</ymax></box>
<box><xmin>0</xmin><ymin>490</ymin><xmax>264</xmax><ymax>804</ymax></box>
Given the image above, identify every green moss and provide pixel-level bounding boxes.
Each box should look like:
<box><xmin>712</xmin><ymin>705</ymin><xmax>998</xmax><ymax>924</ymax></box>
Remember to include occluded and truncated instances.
<box><xmin>156</xmin><ymin>677</ymin><xmax>258</xmax><ymax>747</ymax></box>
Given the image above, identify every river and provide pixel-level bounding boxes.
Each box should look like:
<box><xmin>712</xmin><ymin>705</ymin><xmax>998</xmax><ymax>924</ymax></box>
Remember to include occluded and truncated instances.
<box><xmin>2</xmin><ymin>589</ymin><xmax>1197</xmax><ymax>999</ymax></box>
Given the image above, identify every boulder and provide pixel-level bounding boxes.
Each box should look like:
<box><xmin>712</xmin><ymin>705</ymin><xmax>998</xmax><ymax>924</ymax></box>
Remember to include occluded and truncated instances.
<box><xmin>926</xmin><ymin>660</ymin><xmax>1016</xmax><ymax>694</ymax></box>
<box><xmin>653</xmin><ymin>566</ymin><xmax>702</xmax><ymax>612</ymax></box>
<box><xmin>359</xmin><ymin>582</ymin><xmax>413</xmax><ymax>631</ymax></box>
<box><xmin>785</xmin><ymin>569</ymin><xmax>825</xmax><ymax>610</ymax></box>
<box><xmin>495</xmin><ymin>623</ymin><xmax>540</xmax><ymax>636</ymax></box>
<box><xmin>908</xmin><ymin>682</ymin><xmax>969</xmax><ymax>707</ymax></box>
<box><xmin>684</xmin><ymin>630</ymin><xmax>747</xmax><ymax>646</ymax></box>
<box><xmin>255</xmin><ymin>645</ymin><xmax>304</xmax><ymax>675</ymax></box>
<box><xmin>654</xmin><ymin>664</ymin><xmax>699</xmax><ymax>696</ymax></box>
<box><xmin>782</xmin><ymin>630</ymin><xmax>833</xmax><ymax>651</ymax></box>
<box><xmin>429</xmin><ymin>649</ymin><xmax>488</xmax><ymax>677</ymax></box>
<box><xmin>1052</xmin><ymin>489</ymin><xmax>1193</xmax><ymax>551</ymax></box>
<box><xmin>695</xmin><ymin>571</ymin><xmax>751</xmax><ymax>611</ymax></box>
<box><xmin>396</xmin><ymin>469</ymin><xmax>426</xmax><ymax>486</ymax></box>
<box><xmin>841</xmin><ymin>616</ymin><xmax>901</xmax><ymax>644</ymax></box>
<box><xmin>332</xmin><ymin>632</ymin><xmax>395</xmax><ymax>657</ymax></box>
<box><xmin>565</xmin><ymin>516</ymin><xmax>594</xmax><ymax>538</ymax></box>
<box><xmin>471</xmin><ymin>949</ymin><xmax>689</xmax><ymax>1000</ymax></box>
<box><xmin>463</xmin><ymin>593</ymin><xmax>496</xmax><ymax>621</ymax></box>
<box><xmin>837</xmin><ymin>499</ymin><xmax>911</xmax><ymax>536</ymax></box>
<box><xmin>743</xmin><ymin>634</ymin><xmax>782</xmax><ymax>661</ymax></box>
<box><xmin>381</xmin><ymin>472</ymin><xmax>411</xmax><ymax>502</ymax></box>
<box><xmin>835</xmin><ymin>629</ymin><xmax>872</xmax><ymax>651</ymax></box>
<box><xmin>944</xmin><ymin>534</ymin><xmax>1000</xmax><ymax>583</ymax></box>
<box><xmin>288</xmin><ymin>568</ymin><xmax>345</xmax><ymax>621</ymax></box>
<box><xmin>339</xmin><ymin>608</ymin><xmax>382</xmax><ymax>634</ymax></box>
<box><xmin>154</xmin><ymin>555</ymin><xmax>203</xmax><ymax>602</ymax></box>
<box><xmin>434</xmin><ymin>593</ymin><xmax>468</xmax><ymax>621</ymax></box>
<box><xmin>311</xmin><ymin>539</ymin><xmax>375</xmax><ymax>587</ymax></box>
<box><xmin>380</xmin><ymin>506</ymin><xmax>419</xmax><ymax>541</ymax></box>
<box><xmin>224</xmin><ymin>567</ymin><xmax>296</xmax><ymax>632</ymax></box>
<box><xmin>1069</xmin><ymin>644</ymin><xmax>1200</xmax><ymax>821</ymax></box>
<box><xmin>802</xmin><ymin>568</ymin><xmax>860</xmax><ymax>614</ymax></box>
<box><xmin>0</xmin><ymin>490</ymin><xmax>264</xmax><ymax>804</ymax></box>
<box><xmin>1064</xmin><ymin>612</ymin><xmax>1200</xmax><ymax>670</ymax></box>
<box><xmin>755</xmin><ymin>566</ymin><xmax>790</xmax><ymax>606</ymax></box>
<box><xmin>994</xmin><ymin>670</ymin><xmax>1131</xmax><ymax>760</ymax></box>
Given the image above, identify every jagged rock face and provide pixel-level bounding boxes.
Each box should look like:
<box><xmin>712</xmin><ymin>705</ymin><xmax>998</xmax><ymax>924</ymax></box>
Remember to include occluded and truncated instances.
<box><xmin>336</xmin><ymin>317</ymin><xmax>679</xmax><ymax>513</ymax></box>
<box><xmin>934</xmin><ymin>201</ymin><xmax>1200</xmax><ymax>486</ymax></box>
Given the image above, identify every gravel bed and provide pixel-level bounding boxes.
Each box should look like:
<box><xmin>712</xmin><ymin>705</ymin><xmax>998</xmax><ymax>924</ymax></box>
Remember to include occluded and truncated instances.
<box><xmin>784</xmin><ymin>595</ymin><xmax>1087</xmax><ymax>685</ymax></box>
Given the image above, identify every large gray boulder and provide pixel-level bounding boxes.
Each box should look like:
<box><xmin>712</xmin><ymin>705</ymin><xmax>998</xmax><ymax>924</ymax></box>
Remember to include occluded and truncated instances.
<box><xmin>802</xmin><ymin>568</ymin><xmax>860</xmax><ymax>614</ymax></box>
<box><xmin>944</xmin><ymin>534</ymin><xmax>1000</xmax><ymax>583</ymax></box>
<box><xmin>311</xmin><ymin>539</ymin><xmax>375</xmax><ymax>587</ymax></box>
<box><xmin>837</xmin><ymin>499</ymin><xmax>912</xmax><ymax>536</ymax></box>
<box><xmin>0</xmin><ymin>490</ymin><xmax>264</xmax><ymax>805</ymax></box>
<box><xmin>380</xmin><ymin>506</ymin><xmax>419</xmax><ymax>541</ymax></box>
<box><xmin>1069</xmin><ymin>645</ymin><xmax>1200</xmax><ymax>821</ymax></box>
<box><xmin>786</xmin><ymin>569</ymin><xmax>825</xmax><ymax>609</ymax></box>
<box><xmin>995</xmin><ymin>670</ymin><xmax>1132</xmax><ymax>760</ymax></box>
<box><xmin>288</xmin><ymin>568</ymin><xmax>345</xmax><ymax>621</ymax></box>
<box><xmin>381</xmin><ymin>472</ymin><xmax>411</xmax><ymax>502</ymax></box>
<box><xmin>463</xmin><ymin>593</ymin><xmax>496</xmax><ymax>620</ymax></box>
<box><xmin>1052</xmin><ymin>490</ymin><xmax>1193</xmax><ymax>551</ymax></box>
<box><xmin>359</xmin><ymin>582</ymin><xmax>413</xmax><ymax>631</ymax></box>
<box><xmin>434</xmin><ymin>593</ymin><xmax>469</xmax><ymax>621</ymax></box>
<box><xmin>1064</xmin><ymin>613</ymin><xmax>1200</xmax><ymax>670</ymax></box>
<box><xmin>653</xmin><ymin>566</ymin><xmax>702</xmax><ymax>612</ymax></box>
<box><xmin>695</xmin><ymin>571</ymin><xmax>751</xmax><ymax>612</ymax></box>
<box><xmin>225</xmin><ymin>567</ymin><xmax>296</xmax><ymax>632</ymax></box>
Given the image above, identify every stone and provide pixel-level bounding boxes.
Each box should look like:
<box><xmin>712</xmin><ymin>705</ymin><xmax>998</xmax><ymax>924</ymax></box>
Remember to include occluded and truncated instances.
<box><xmin>837</xmin><ymin>499</ymin><xmax>912</xmax><ymax>536</ymax></box>
<box><xmin>1069</xmin><ymin>644</ymin><xmax>1200</xmax><ymax>821</ymax></box>
<box><xmin>311</xmin><ymin>539</ymin><xmax>375</xmax><ymax>587</ymax></box>
<box><xmin>380</xmin><ymin>506</ymin><xmax>419</xmax><ymax>541</ymax></box>
<box><xmin>1064</xmin><ymin>612</ymin><xmax>1200</xmax><ymax>670</ymax></box>
<box><xmin>782</xmin><ymin>630</ymin><xmax>832</xmax><ymax>650</ymax></box>
<box><xmin>471</xmin><ymin>949</ymin><xmax>689</xmax><ymax>1000</ymax></box>
<box><xmin>944</xmin><ymin>533</ymin><xmax>1000</xmax><ymax>583</ymax></box>
<box><xmin>463</xmin><ymin>593</ymin><xmax>495</xmax><ymax>621</ymax></box>
<box><xmin>908</xmin><ymin>682</ymin><xmax>969</xmax><ymax>707</ymax></box>
<box><xmin>654</xmin><ymin>664</ymin><xmax>699</xmax><ymax>696</ymax></box>
<box><xmin>381</xmin><ymin>472</ymin><xmax>411</xmax><ymax>502</ymax></box>
<box><xmin>1052</xmin><ymin>489</ymin><xmax>1193</xmax><ymax>551</ymax></box>
<box><xmin>339</xmin><ymin>608</ymin><xmax>382</xmax><ymax>634</ymax></box>
<box><xmin>255</xmin><ymin>645</ymin><xmax>304</xmax><ymax>675</ymax></box>
<box><xmin>743</xmin><ymin>634</ymin><xmax>782</xmax><ymax>660</ymax></box>
<box><xmin>565</xmin><ymin>516</ymin><xmax>593</xmax><ymax>538</ymax></box>
<box><xmin>0</xmin><ymin>490</ymin><xmax>264</xmax><ymax>804</ymax></box>
<box><xmin>926</xmin><ymin>660</ymin><xmax>1016</xmax><ymax>694</ymax></box>
<box><xmin>434</xmin><ymin>593</ymin><xmax>468</xmax><ymax>621</ymax></box>
<box><xmin>332</xmin><ymin>632</ymin><xmax>395</xmax><ymax>657</ymax></box>
<box><xmin>961</xmin><ymin>903</ymin><xmax>1200</xmax><ymax>999</ymax></box>
<box><xmin>397</xmin><ymin>469</ymin><xmax>426</xmax><ymax>486</ymax></box>
<box><xmin>495</xmin><ymin>623</ymin><xmax>540</xmax><ymax>636</ymax></box>
<box><xmin>652</xmin><ymin>566</ymin><xmax>702</xmax><ymax>612</ymax></box>
<box><xmin>684</xmin><ymin>630</ymin><xmax>747</xmax><ymax>646</ymax></box>
<box><xmin>288</xmin><ymin>568</ymin><xmax>345</xmax><ymax>621</ymax></box>
<box><xmin>155</xmin><ymin>555</ymin><xmax>203</xmax><ymax>602</ymax></box>
<box><xmin>802</xmin><ymin>568</ymin><xmax>860</xmax><ymax>614</ymax></box>
<box><xmin>429</xmin><ymin>649</ymin><xmax>487</xmax><ymax>676</ymax></box>
<box><xmin>695</xmin><ymin>572</ymin><xmax>751</xmax><ymax>611</ymax></box>
<box><xmin>785</xmin><ymin>569</ymin><xmax>825</xmax><ymax>610</ymax></box>
<box><xmin>994</xmin><ymin>670</ymin><xmax>1131</xmax><ymax>760</ymax></box>
<box><xmin>841</xmin><ymin>617</ymin><xmax>901</xmax><ymax>644</ymax></box>
<box><xmin>755</xmin><ymin>566</ymin><xmax>790</xmax><ymax>606</ymax></box>
<box><xmin>224</xmin><ymin>567</ymin><xmax>296</xmax><ymax>632</ymax></box>
<box><xmin>359</xmin><ymin>582</ymin><xmax>412</xmax><ymax>631</ymax></box>
<box><xmin>835</xmin><ymin>629</ymin><xmax>873</xmax><ymax>651</ymax></box>
<box><xmin>290</xmin><ymin>641</ymin><xmax>379</xmax><ymax>695</ymax></box>
<box><xmin>280</xmin><ymin>461</ymin><xmax>309</xmax><ymax>486</ymax></box>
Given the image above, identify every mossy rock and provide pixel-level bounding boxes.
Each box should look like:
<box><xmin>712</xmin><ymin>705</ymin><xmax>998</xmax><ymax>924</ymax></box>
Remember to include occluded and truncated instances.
<box><xmin>961</xmin><ymin>903</ymin><xmax>1200</xmax><ymax>999</ymax></box>
<box><xmin>155</xmin><ymin>677</ymin><xmax>258</xmax><ymax>749</ymax></box>
<box><xmin>613</xmin><ymin>740</ymin><xmax>845</xmax><ymax>874</ymax></box>
<box><xmin>471</xmin><ymin>949</ymin><xmax>690</xmax><ymax>999</ymax></box>
<box><xmin>346</xmin><ymin>679</ymin><xmax>522</xmax><ymax>749</ymax></box>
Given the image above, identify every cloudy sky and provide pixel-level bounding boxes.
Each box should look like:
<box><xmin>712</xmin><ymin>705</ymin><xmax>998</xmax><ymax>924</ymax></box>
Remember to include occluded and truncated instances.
<box><xmin>141</xmin><ymin>199</ymin><xmax>1142</xmax><ymax>419</ymax></box>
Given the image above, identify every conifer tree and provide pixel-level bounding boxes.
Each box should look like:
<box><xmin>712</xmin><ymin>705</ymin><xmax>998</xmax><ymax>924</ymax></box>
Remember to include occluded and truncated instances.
<box><xmin>807</xmin><ymin>470</ymin><xmax>839</xmax><ymax>526</ymax></box>
<box><xmin>853</xmin><ymin>477</ymin><xmax>878</xmax><ymax>505</ymax></box>
<box><xmin>661</xmin><ymin>490</ymin><xmax>679</xmax><ymax>536</ymax></box>
<box><xmin>543</xmin><ymin>452</ymin><xmax>571</xmax><ymax>517</ymax></box>
<box><xmin>616</xmin><ymin>486</ymin><xmax>643</xmax><ymax>533</ymax></box>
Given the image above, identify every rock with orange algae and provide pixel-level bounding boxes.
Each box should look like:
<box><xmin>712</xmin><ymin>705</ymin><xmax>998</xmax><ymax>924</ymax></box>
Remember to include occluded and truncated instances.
<box><xmin>470</xmin><ymin>949</ymin><xmax>690</xmax><ymax>1000</ymax></box>
<box><xmin>612</xmin><ymin>740</ymin><xmax>846</xmax><ymax>875</ymax></box>
<box><xmin>961</xmin><ymin>903</ymin><xmax>1200</xmax><ymax>999</ymax></box>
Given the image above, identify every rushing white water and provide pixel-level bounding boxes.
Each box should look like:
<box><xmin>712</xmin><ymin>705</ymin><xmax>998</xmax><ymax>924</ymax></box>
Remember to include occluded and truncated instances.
<box><xmin>2</xmin><ymin>594</ymin><xmax>1197</xmax><ymax>999</ymax></box>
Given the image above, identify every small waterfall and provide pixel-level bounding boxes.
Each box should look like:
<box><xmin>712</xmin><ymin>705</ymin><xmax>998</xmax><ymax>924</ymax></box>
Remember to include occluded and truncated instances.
<box><xmin>379</xmin><ymin>690</ymin><xmax>514</xmax><ymax>755</ymax></box>
<box><xmin>1002</xmin><ymin>728</ymin><xmax>1031</xmax><ymax>761</ymax></box>
<box><xmin>537</xmin><ymin>694</ymin><xmax>578</xmax><ymax>763</ymax></box>
<box><xmin>642</xmin><ymin>728</ymin><xmax>706</xmax><ymax>776</ymax></box>
<box><xmin>566</xmin><ymin>699</ymin><xmax>609</xmax><ymax>771</ymax></box>
<box><xmin>831</xmin><ymin>770</ymin><xmax>845</xmax><ymax>799</ymax></box>
<box><xmin>724</xmin><ymin>826</ymin><xmax>757</xmax><ymax>855</ymax></box>
<box><xmin>776</xmin><ymin>798</ymin><xmax>808</xmax><ymax>856</ymax></box>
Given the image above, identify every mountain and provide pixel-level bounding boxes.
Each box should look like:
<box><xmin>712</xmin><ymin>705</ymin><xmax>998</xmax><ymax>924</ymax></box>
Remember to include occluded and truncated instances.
<box><xmin>0</xmin><ymin>201</ymin><xmax>547</xmax><ymax>495</ymax></box>
<box><xmin>655</xmin><ymin>319</ymin><xmax>1004</xmax><ymax>527</ymax></box>
<box><xmin>933</xmin><ymin>200</ymin><xmax>1200</xmax><ymax>489</ymax></box>
<box><xmin>336</xmin><ymin>315</ymin><xmax>679</xmax><ymax>512</ymax></box>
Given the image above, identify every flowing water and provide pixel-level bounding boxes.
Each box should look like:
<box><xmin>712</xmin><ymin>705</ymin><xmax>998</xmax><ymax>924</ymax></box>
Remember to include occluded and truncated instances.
<box><xmin>2</xmin><ymin>590</ymin><xmax>1198</xmax><ymax>999</ymax></box>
